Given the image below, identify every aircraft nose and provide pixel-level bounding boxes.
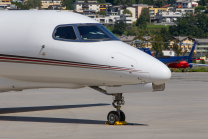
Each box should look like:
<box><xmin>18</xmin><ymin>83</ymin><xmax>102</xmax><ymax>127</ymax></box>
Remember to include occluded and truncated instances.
<box><xmin>151</xmin><ymin>62</ymin><xmax>171</xmax><ymax>85</ymax></box>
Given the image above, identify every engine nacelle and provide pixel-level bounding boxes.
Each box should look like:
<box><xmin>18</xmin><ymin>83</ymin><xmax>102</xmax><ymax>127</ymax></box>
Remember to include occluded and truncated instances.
<box><xmin>105</xmin><ymin>83</ymin><xmax>165</xmax><ymax>94</ymax></box>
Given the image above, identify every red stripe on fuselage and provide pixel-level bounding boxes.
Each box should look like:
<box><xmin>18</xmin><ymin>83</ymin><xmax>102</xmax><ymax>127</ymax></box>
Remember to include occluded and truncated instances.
<box><xmin>0</xmin><ymin>56</ymin><xmax>140</xmax><ymax>72</ymax></box>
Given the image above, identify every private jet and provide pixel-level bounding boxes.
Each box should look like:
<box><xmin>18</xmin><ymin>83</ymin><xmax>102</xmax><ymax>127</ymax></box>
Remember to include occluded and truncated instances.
<box><xmin>0</xmin><ymin>10</ymin><xmax>171</xmax><ymax>125</ymax></box>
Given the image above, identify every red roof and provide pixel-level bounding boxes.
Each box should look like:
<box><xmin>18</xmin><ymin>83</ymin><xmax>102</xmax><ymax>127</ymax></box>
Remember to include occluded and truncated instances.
<box><xmin>161</xmin><ymin>4</ymin><xmax>171</xmax><ymax>8</ymax></box>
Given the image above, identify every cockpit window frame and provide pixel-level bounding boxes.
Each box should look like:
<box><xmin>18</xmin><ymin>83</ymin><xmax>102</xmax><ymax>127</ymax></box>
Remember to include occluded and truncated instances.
<box><xmin>52</xmin><ymin>23</ymin><xmax>120</xmax><ymax>42</ymax></box>
<box><xmin>53</xmin><ymin>25</ymin><xmax>78</xmax><ymax>41</ymax></box>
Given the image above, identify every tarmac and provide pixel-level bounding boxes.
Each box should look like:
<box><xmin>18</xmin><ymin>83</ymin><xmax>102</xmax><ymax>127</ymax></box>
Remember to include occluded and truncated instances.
<box><xmin>0</xmin><ymin>72</ymin><xmax>208</xmax><ymax>139</ymax></box>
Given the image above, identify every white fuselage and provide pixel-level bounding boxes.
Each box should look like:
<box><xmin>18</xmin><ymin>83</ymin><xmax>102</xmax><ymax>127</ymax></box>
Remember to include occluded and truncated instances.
<box><xmin>0</xmin><ymin>11</ymin><xmax>171</xmax><ymax>92</ymax></box>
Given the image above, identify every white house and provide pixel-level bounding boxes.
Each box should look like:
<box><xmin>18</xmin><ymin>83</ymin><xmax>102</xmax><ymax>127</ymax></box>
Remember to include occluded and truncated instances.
<box><xmin>156</xmin><ymin>12</ymin><xmax>182</xmax><ymax>23</ymax></box>
<box><xmin>174</xmin><ymin>0</ymin><xmax>198</xmax><ymax>8</ymax></box>
<box><xmin>87</xmin><ymin>14</ymin><xmax>135</xmax><ymax>25</ymax></box>
<box><xmin>73</xmin><ymin>0</ymin><xmax>112</xmax><ymax>13</ymax></box>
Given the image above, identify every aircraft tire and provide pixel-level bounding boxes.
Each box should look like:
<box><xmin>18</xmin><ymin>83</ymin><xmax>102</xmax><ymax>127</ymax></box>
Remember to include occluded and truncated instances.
<box><xmin>120</xmin><ymin>110</ymin><xmax>125</xmax><ymax>121</ymax></box>
<box><xmin>107</xmin><ymin>111</ymin><xmax>119</xmax><ymax>125</ymax></box>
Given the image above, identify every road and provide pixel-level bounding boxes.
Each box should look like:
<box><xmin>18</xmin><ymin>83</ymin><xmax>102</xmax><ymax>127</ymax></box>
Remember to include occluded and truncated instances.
<box><xmin>0</xmin><ymin>73</ymin><xmax>208</xmax><ymax>139</ymax></box>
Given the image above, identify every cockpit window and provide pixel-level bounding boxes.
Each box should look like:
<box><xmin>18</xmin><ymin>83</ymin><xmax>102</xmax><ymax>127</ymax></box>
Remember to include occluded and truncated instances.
<box><xmin>77</xmin><ymin>25</ymin><xmax>110</xmax><ymax>40</ymax></box>
<box><xmin>54</xmin><ymin>26</ymin><xmax>76</xmax><ymax>40</ymax></box>
<box><xmin>99</xmin><ymin>25</ymin><xmax>118</xmax><ymax>40</ymax></box>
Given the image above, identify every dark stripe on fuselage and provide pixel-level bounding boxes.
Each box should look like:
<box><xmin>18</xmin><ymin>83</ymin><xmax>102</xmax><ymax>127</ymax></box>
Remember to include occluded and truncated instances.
<box><xmin>0</xmin><ymin>54</ymin><xmax>140</xmax><ymax>72</ymax></box>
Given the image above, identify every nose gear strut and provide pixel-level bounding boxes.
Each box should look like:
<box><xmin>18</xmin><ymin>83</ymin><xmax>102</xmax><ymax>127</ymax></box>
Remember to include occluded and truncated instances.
<box><xmin>107</xmin><ymin>93</ymin><xmax>126</xmax><ymax>125</ymax></box>
<box><xmin>90</xmin><ymin>86</ymin><xmax>127</xmax><ymax>125</ymax></box>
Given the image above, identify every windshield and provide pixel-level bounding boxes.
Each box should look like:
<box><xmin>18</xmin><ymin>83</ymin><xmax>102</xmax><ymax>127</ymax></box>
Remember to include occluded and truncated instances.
<box><xmin>77</xmin><ymin>25</ymin><xmax>110</xmax><ymax>40</ymax></box>
<box><xmin>99</xmin><ymin>25</ymin><xmax>118</xmax><ymax>40</ymax></box>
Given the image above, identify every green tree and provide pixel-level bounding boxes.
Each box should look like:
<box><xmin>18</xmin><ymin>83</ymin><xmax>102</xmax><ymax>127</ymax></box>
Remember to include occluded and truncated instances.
<box><xmin>197</xmin><ymin>13</ymin><xmax>208</xmax><ymax>32</ymax></box>
<box><xmin>61</xmin><ymin>0</ymin><xmax>73</xmax><ymax>10</ymax></box>
<box><xmin>113</xmin><ymin>0</ymin><xmax>124</xmax><ymax>5</ymax></box>
<box><xmin>138</xmin><ymin>0</ymin><xmax>153</xmax><ymax>5</ymax></box>
<box><xmin>98</xmin><ymin>0</ymin><xmax>106</xmax><ymax>3</ymax></box>
<box><xmin>113</xmin><ymin>0</ymin><xmax>136</xmax><ymax>5</ymax></box>
<box><xmin>113</xmin><ymin>20</ymin><xmax>126</xmax><ymax>35</ymax></box>
<box><xmin>126</xmin><ymin>29</ymin><xmax>136</xmax><ymax>36</ymax></box>
<box><xmin>155</xmin><ymin>0</ymin><xmax>165</xmax><ymax>8</ymax></box>
<box><xmin>198</xmin><ymin>0</ymin><xmax>208</xmax><ymax>6</ymax></box>
<box><xmin>126</xmin><ymin>0</ymin><xmax>136</xmax><ymax>5</ymax></box>
<box><xmin>107</xmin><ymin>25</ymin><xmax>114</xmax><ymax>32</ymax></box>
<box><xmin>96</xmin><ymin>11</ymin><xmax>106</xmax><ymax>15</ymax></box>
<box><xmin>151</xmin><ymin>34</ymin><xmax>163</xmax><ymax>56</ymax></box>
<box><xmin>167</xmin><ymin>0</ymin><xmax>176</xmax><ymax>4</ymax></box>
<box><xmin>195</xmin><ymin>5</ymin><xmax>206</xmax><ymax>13</ymax></box>
<box><xmin>205</xmin><ymin>52</ymin><xmax>208</xmax><ymax>58</ymax></box>
<box><xmin>123</xmin><ymin>9</ymin><xmax>132</xmax><ymax>17</ymax></box>
<box><xmin>21</xmin><ymin>4</ymin><xmax>30</xmax><ymax>9</ymax></box>
<box><xmin>160</xmin><ymin>27</ymin><xmax>171</xmax><ymax>50</ymax></box>
<box><xmin>136</xmin><ymin>15</ymin><xmax>147</xmax><ymax>30</ymax></box>
<box><xmin>106</xmin><ymin>0</ymin><xmax>114</xmax><ymax>4</ymax></box>
<box><xmin>11</xmin><ymin>1</ymin><xmax>30</xmax><ymax>9</ymax></box>
<box><xmin>26</xmin><ymin>0</ymin><xmax>41</xmax><ymax>8</ymax></box>
<box><xmin>141</xmin><ymin>8</ymin><xmax>150</xmax><ymax>23</ymax></box>
<box><xmin>172</xmin><ymin>40</ymin><xmax>182</xmax><ymax>56</ymax></box>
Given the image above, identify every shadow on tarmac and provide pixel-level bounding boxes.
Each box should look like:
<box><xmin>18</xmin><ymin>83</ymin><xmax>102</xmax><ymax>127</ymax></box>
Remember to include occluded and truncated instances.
<box><xmin>0</xmin><ymin>103</ymin><xmax>110</xmax><ymax>114</ymax></box>
<box><xmin>0</xmin><ymin>116</ymin><xmax>107</xmax><ymax>125</ymax></box>
<box><xmin>0</xmin><ymin>116</ymin><xmax>148</xmax><ymax>126</ymax></box>
<box><xmin>0</xmin><ymin>103</ymin><xmax>148</xmax><ymax>126</ymax></box>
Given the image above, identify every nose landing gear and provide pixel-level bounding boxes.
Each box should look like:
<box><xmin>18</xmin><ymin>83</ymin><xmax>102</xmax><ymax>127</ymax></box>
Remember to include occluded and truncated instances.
<box><xmin>89</xmin><ymin>87</ymin><xmax>128</xmax><ymax>125</ymax></box>
<box><xmin>106</xmin><ymin>93</ymin><xmax>127</xmax><ymax>125</ymax></box>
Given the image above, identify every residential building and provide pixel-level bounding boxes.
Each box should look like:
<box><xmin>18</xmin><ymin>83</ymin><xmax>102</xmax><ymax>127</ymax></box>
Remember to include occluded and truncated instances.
<box><xmin>0</xmin><ymin>0</ymin><xmax>12</xmax><ymax>10</ymax></box>
<box><xmin>88</xmin><ymin>14</ymin><xmax>136</xmax><ymax>25</ymax></box>
<box><xmin>142</xmin><ymin>36</ymin><xmax>152</xmax><ymax>48</ymax></box>
<box><xmin>176</xmin><ymin>8</ymin><xmax>195</xmax><ymax>14</ymax></box>
<box><xmin>174</xmin><ymin>0</ymin><xmax>198</xmax><ymax>8</ymax></box>
<box><xmin>170</xmin><ymin>36</ymin><xmax>196</xmax><ymax>53</ymax></box>
<box><xmin>195</xmin><ymin>39</ymin><xmax>208</xmax><ymax>57</ymax></box>
<box><xmin>161</xmin><ymin>4</ymin><xmax>172</xmax><ymax>8</ymax></box>
<box><xmin>107</xmin><ymin>5</ymin><xmax>137</xmax><ymax>18</ymax></box>
<box><xmin>121</xmin><ymin>7</ymin><xmax>136</xmax><ymax>18</ymax></box>
<box><xmin>161</xmin><ymin>4</ymin><xmax>176</xmax><ymax>12</ymax></box>
<box><xmin>73</xmin><ymin>0</ymin><xmax>112</xmax><ymax>13</ymax></box>
<box><xmin>107</xmin><ymin>5</ymin><xmax>122</xmax><ymax>15</ymax></box>
<box><xmin>149</xmin><ymin>8</ymin><xmax>168</xmax><ymax>19</ymax></box>
<box><xmin>41</xmin><ymin>0</ymin><xmax>61</xmax><ymax>9</ymax></box>
<box><xmin>155</xmin><ymin>11</ymin><xmax>182</xmax><ymax>23</ymax></box>
<box><xmin>155</xmin><ymin>7</ymin><xmax>195</xmax><ymax>23</ymax></box>
<box><xmin>0</xmin><ymin>0</ymin><xmax>11</xmax><ymax>8</ymax></box>
<box><xmin>132</xmin><ymin>4</ymin><xmax>153</xmax><ymax>18</ymax></box>
<box><xmin>132</xmin><ymin>37</ymin><xmax>152</xmax><ymax>48</ymax></box>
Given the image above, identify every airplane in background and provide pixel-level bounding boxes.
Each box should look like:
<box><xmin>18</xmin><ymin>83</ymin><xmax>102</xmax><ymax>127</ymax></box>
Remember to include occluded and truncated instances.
<box><xmin>167</xmin><ymin>61</ymin><xmax>190</xmax><ymax>72</ymax></box>
<box><xmin>167</xmin><ymin>58</ymin><xmax>205</xmax><ymax>72</ymax></box>
<box><xmin>0</xmin><ymin>11</ymin><xmax>171</xmax><ymax>125</ymax></box>
<box><xmin>139</xmin><ymin>42</ymin><xmax>197</xmax><ymax>65</ymax></box>
<box><xmin>139</xmin><ymin>42</ymin><xmax>208</xmax><ymax>72</ymax></box>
